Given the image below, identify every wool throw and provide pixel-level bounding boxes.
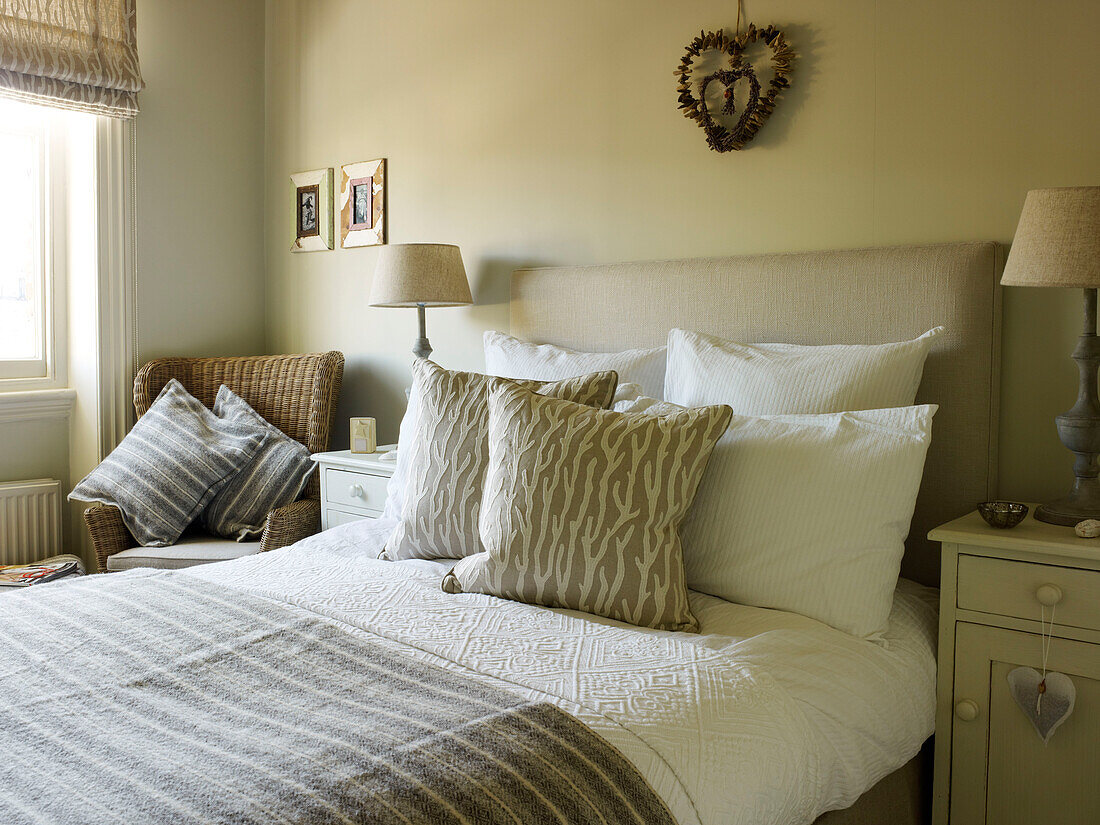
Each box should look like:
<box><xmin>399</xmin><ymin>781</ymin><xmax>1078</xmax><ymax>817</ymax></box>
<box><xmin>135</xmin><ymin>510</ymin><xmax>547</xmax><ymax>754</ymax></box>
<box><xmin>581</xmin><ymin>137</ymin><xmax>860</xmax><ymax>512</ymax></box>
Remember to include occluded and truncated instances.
<box><xmin>0</xmin><ymin>570</ymin><xmax>675</xmax><ymax>825</ymax></box>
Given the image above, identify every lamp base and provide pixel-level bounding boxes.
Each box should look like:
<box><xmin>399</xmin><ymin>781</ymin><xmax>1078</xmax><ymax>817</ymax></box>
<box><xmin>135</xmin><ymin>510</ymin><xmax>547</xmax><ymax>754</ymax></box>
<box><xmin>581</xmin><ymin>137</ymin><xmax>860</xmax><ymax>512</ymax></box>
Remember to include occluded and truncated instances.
<box><xmin>1035</xmin><ymin>481</ymin><xmax>1100</xmax><ymax>526</ymax></box>
<box><xmin>1038</xmin><ymin>287</ymin><xmax>1100</xmax><ymax>527</ymax></box>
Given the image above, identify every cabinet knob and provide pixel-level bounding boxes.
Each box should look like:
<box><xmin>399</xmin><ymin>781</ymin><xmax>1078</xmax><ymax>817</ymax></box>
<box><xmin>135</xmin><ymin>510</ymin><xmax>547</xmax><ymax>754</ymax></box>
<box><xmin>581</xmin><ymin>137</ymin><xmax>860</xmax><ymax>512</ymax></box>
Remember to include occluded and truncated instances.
<box><xmin>348</xmin><ymin>483</ymin><xmax>364</xmax><ymax>499</ymax></box>
<box><xmin>955</xmin><ymin>699</ymin><xmax>979</xmax><ymax>722</ymax></box>
<box><xmin>1036</xmin><ymin>584</ymin><xmax>1063</xmax><ymax>607</ymax></box>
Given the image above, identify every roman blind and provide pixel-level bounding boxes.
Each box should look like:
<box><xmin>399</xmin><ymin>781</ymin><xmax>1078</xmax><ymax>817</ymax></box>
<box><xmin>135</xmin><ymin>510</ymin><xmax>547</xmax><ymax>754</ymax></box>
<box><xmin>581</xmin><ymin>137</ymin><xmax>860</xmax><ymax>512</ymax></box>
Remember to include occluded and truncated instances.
<box><xmin>0</xmin><ymin>0</ymin><xmax>144</xmax><ymax>118</ymax></box>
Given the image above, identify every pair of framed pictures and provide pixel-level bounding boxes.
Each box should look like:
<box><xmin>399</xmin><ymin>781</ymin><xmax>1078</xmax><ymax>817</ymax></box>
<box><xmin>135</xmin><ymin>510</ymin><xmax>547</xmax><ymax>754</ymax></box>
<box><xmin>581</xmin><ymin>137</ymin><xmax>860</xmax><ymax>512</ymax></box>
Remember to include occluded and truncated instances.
<box><xmin>291</xmin><ymin>159</ymin><xmax>385</xmax><ymax>252</ymax></box>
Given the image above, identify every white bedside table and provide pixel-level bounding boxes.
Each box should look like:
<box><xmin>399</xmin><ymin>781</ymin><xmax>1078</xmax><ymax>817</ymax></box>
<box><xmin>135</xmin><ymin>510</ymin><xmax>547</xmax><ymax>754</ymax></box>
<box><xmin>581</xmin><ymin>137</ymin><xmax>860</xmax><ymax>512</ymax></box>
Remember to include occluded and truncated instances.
<box><xmin>311</xmin><ymin>447</ymin><xmax>396</xmax><ymax>529</ymax></box>
<box><xmin>929</xmin><ymin>508</ymin><xmax>1100</xmax><ymax>825</ymax></box>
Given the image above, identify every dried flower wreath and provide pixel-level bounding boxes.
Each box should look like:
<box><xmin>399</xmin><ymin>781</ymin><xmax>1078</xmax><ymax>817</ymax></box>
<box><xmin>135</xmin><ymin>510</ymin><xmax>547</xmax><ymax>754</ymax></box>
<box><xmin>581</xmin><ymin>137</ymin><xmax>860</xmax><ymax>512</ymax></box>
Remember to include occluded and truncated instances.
<box><xmin>676</xmin><ymin>24</ymin><xmax>794</xmax><ymax>152</ymax></box>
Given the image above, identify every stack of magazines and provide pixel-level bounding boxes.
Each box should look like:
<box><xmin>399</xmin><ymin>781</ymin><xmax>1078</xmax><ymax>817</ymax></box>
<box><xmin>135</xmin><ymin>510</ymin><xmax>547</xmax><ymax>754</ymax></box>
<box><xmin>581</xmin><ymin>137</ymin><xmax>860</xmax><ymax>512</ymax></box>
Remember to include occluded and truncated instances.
<box><xmin>0</xmin><ymin>554</ymin><xmax>86</xmax><ymax>588</ymax></box>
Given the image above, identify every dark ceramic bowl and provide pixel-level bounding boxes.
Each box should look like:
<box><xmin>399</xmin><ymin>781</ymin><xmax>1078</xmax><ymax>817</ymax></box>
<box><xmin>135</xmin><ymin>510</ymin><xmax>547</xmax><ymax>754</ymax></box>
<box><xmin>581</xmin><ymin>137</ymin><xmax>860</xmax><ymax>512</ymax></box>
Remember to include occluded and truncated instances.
<box><xmin>978</xmin><ymin>501</ymin><xmax>1028</xmax><ymax>529</ymax></box>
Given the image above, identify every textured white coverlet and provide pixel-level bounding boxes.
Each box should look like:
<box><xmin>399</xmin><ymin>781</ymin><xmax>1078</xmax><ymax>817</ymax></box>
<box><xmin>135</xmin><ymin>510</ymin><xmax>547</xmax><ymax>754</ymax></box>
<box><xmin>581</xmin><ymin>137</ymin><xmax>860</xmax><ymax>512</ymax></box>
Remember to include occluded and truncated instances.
<box><xmin>189</xmin><ymin>518</ymin><xmax>937</xmax><ymax>825</ymax></box>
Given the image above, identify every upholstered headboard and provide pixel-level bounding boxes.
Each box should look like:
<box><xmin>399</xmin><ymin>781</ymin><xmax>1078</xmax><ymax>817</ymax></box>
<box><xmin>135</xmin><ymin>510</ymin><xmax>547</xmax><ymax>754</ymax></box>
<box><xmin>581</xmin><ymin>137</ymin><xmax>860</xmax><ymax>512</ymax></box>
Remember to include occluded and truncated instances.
<box><xmin>509</xmin><ymin>242</ymin><xmax>1003</xmax><ymax>586</ymax></box>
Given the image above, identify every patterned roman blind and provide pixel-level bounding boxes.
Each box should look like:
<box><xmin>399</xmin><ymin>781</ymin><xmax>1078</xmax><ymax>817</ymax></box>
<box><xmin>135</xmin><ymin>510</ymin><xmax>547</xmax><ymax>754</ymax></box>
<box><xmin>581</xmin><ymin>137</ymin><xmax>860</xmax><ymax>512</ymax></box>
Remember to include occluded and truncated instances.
<box><xmin>0</xmin><ymin>0</ymin><xmax>144</xmax><ymax>118</ymax></box>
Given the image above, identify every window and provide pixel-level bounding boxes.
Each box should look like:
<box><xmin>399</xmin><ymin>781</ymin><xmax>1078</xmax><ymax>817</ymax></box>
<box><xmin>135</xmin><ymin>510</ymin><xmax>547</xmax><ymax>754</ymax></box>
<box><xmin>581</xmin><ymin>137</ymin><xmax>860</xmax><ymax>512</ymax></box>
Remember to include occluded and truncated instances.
<box><xmin>0</xmin><ymin>98</ymin><xmax>94</xmax><ymax>388</ymax></box>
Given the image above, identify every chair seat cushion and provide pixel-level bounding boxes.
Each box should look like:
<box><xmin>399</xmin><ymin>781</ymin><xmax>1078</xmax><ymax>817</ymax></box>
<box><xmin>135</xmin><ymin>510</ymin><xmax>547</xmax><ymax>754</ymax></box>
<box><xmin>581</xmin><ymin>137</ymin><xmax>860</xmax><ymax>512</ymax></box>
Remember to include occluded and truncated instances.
<box><xmin>106</xmin><ymin>534</ymin><xmax>262</xmax><ymax>571</ymax></box>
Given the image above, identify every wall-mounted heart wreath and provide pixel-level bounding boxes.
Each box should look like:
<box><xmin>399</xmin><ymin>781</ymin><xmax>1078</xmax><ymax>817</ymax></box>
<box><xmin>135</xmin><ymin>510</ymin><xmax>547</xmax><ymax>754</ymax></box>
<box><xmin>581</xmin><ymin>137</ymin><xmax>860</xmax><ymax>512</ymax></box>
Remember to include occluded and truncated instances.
<box><xmin>676</xmin><ymin>24</ymin><xmax>794</xmax><ymax>152</ymax></box>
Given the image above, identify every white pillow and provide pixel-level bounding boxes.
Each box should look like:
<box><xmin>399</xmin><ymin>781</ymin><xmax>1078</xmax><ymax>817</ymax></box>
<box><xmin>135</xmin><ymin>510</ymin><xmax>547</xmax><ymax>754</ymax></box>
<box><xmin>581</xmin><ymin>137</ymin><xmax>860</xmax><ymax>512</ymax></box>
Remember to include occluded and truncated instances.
<box><xmin>381</xmin><ymin>384</ymin><xmax>420</xmax><ymax>521</ymax></box>
<box><xmin>484</xmin><ymin>331</ymin><xmax>666</xmax><ymax>400</ymax></box>
<box><xmin>617</xmin><ymin>396</ymin><xmax>936</xmax><ymax>639</ymax></box>
<box><xmin>664</xmin><ymin>327</ymin><xmax>943</xmax><ymax>414</ymax></box>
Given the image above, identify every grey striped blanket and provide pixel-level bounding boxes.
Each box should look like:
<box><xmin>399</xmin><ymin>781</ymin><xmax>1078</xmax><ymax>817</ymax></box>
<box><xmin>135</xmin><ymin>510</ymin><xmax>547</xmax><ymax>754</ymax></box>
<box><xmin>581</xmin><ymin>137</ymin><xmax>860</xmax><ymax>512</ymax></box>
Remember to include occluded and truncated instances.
<box><xmin>0</xmin><ymin>571</ymin><xmax>676</xmax><ymax>825</ymax></box>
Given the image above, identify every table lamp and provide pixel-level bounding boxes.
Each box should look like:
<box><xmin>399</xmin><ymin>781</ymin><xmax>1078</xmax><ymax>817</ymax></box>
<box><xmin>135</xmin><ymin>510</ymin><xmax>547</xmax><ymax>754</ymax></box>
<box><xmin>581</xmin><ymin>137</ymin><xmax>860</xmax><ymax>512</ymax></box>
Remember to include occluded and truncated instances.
<box><xmin>369</xmin><ymin>244</ymin><xmax>472</xmax><ymax>359</ymax></box>
<box><xmin>1002</xmin><ymin>186</ymin><xmax>1100</xmax><ymax>525</ymax></box>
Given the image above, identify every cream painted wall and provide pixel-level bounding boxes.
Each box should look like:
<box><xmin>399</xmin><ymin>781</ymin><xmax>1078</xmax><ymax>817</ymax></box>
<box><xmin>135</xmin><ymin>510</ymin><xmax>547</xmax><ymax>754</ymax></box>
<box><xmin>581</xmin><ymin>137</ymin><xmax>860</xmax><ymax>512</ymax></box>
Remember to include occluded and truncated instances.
<box><xmin>0</xmin><ymin>419</ymin><xmax>69</xmax><ymax>488</ymax></box>
<box><xmin>136</xmin><ymin>0</ymin><xmax>267</xmax><ymax>361</ymax></box>
<box><xmin>265</xmin><ymin>0</ymin><xmax>1100</xmax><ymax>503</ymax></box>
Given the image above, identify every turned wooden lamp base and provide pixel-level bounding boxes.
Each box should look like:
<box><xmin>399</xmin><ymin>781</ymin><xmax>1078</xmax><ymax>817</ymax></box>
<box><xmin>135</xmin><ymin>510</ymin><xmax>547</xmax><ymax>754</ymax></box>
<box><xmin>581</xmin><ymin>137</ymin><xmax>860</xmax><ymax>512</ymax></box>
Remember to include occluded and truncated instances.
<box><xmin>1036</xmin><ymin>486</ymin><xmax>1100</xmax><ymax>526</ymax></box>
<box><xmin>1035</xmin><ymin>288</ymin><xmax>1100</xmax><ymax>526</ymax></box>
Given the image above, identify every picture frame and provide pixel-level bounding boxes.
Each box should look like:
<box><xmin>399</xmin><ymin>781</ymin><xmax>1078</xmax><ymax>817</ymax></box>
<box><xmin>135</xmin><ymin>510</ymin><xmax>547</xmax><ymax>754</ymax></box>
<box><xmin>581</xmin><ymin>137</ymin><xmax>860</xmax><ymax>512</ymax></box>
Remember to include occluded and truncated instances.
<box><xmin>340</xmin><ymin>159</ymin><xmax>386</xmax><ymax>248</ymax></box>
<box><xmin>291</xmin><ymin>167</ymin><xmax>334</xmax><ymax>252</ymax></box>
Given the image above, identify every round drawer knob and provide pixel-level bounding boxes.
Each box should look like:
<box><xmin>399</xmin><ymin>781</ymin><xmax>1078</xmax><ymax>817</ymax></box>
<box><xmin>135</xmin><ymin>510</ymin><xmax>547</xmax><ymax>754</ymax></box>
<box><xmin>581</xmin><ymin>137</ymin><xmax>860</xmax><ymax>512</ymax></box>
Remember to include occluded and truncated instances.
<box><xmin>955</xmin><ymin>699</ymin><xmax>979</xmax><ymax>722</ymax></box>
<box><xmin>1036</xmin><ymin>584</ymin><xmax>1063</xmax><ymax>607</ymax></box>
<box><xmin>348</xmin><ymin>483</ymin><xmax>364</xmax><ymax>499</ymax></box>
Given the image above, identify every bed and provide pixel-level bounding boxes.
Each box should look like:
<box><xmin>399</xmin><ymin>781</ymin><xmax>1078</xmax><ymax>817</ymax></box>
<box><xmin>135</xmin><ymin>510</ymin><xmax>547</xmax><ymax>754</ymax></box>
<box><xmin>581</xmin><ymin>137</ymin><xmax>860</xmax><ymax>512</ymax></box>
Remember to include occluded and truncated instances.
<box><xmin>1</xmin><ymin>242</ymin><xmax>1002</xmax><ymax>825</ymax></box>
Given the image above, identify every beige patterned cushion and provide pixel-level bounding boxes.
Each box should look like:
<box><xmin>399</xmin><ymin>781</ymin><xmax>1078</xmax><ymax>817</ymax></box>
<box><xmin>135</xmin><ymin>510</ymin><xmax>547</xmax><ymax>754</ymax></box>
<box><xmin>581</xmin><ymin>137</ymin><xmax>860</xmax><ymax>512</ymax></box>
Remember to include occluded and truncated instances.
<box><xmin>382</xmin><ymin>359</ymin><xmax>617</xmax><ymax>562</ymax></box>
<box><xmin>442</xmin><ymin>382</ymin><xmax>732</xmax><ymax>632</ymax></box>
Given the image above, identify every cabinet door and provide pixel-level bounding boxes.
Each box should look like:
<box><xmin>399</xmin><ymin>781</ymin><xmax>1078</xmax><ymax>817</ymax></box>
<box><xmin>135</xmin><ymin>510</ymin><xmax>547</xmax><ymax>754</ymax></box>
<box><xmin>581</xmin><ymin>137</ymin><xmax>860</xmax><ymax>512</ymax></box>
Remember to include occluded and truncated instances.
<box><xmin>951</xmin><ymin>622</ymin><xmax>1100</xmax><ymax>824</ymax></box>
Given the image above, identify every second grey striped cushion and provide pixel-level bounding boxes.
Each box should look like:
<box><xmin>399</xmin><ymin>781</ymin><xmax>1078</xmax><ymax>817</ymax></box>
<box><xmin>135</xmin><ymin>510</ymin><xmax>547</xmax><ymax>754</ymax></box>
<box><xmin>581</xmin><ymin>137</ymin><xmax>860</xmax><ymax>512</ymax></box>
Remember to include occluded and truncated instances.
<box><xmin>68</xmin><ymin>379</ymin><xmax>266</xmax><ymax>547</ymax></box>
<box><xmin>201</xmin><ymin>386</ymin><xmax>316</xmax><ymax>541</ymax></box>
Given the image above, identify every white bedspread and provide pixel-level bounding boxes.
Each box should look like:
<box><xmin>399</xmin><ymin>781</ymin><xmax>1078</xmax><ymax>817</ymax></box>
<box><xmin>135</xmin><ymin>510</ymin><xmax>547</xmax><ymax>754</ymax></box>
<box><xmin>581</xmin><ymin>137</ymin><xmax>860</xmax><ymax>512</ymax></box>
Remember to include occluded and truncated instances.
<box><xmin>188</xmin><ymin>518</ymin><xmax>937</xmax><ymax>825</ymax></box>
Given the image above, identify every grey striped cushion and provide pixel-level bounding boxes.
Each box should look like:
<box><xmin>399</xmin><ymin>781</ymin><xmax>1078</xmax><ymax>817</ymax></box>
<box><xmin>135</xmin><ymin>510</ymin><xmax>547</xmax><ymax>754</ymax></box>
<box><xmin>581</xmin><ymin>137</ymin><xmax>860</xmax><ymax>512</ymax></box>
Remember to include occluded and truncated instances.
<box><xmin>69</xmin><ymin>379</ymin><xmax>266</xmax><ymax>547</ymax></box>
<box><xmin>201</xmin><ymin>385</ymin><xmax>316</xmax><ymax>541</ymax></box>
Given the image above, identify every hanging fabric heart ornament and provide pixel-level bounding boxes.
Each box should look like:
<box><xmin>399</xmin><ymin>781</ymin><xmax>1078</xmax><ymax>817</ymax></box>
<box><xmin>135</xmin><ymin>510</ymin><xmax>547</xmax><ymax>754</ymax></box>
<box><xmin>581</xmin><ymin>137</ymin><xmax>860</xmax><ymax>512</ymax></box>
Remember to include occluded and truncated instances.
<box><xmin>1007</xmin><ymin>667</ymin><xmax>1075</xmax><ymax>744</ymax></box>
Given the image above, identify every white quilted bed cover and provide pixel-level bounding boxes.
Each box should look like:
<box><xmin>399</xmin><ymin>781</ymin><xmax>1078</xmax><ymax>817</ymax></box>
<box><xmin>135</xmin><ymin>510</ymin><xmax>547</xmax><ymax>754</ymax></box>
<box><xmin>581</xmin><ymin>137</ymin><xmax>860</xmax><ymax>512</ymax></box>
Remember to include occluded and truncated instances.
<box><xmin>188</xmin><ymin>518</ymin><xmax>937</xmax><ymax>825</ymax></box>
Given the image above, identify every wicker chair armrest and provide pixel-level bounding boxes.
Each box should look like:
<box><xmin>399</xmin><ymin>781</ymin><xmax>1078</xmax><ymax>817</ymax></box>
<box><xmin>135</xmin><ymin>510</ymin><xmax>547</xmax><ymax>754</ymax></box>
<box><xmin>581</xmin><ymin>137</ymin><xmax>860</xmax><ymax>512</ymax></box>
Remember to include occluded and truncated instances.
<box><xmin>83</xmin><ymin>505</ymin><xmax>137</xmax><ymax>573</ymax></box>
<box><xmin>259</xmin><ymin>499</ymin><xmax>321</xmax><ymax>553</ymax></box>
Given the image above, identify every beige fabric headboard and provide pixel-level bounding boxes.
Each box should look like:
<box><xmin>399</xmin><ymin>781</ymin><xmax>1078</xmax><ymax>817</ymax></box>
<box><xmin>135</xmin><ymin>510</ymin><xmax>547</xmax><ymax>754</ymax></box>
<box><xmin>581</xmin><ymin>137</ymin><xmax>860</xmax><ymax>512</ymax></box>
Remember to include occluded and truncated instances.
<box><xmin>510</xmin><ymin>242</ymin><xmax>1003</xmax><ymax>586</ymax></box>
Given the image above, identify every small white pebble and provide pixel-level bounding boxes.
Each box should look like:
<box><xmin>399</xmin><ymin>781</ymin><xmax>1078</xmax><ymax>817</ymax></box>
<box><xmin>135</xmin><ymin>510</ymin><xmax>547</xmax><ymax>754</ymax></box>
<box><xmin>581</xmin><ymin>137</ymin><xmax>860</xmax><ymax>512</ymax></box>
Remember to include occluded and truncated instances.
<box><xmin>1074</xmin><ymin>519</ymin><xmax>1100</xmax><ymax>538</ymax></box>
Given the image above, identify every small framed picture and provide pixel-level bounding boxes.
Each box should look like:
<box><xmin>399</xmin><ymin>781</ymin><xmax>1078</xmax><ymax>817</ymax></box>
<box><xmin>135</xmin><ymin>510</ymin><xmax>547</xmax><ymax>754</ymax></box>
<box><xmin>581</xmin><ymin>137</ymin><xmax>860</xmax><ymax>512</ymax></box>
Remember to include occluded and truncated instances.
<box><xmin>340</xmin><ymin>159</ymin><xmax>385</xmax><ymax>247</ymax></box>
<box><xmin>290</xmin><ymin>167</ymin><xmax>333</xmax><ymax>252</ymax></box>
<box><xmin>297</xmin><ymin>185</ymin><xmax>320</xmax><ymax>237</ymax></box>
<box><xmin>349</xmin><ymin>179</ymin><xmax>373</xmax><ymax>229</ymax></box>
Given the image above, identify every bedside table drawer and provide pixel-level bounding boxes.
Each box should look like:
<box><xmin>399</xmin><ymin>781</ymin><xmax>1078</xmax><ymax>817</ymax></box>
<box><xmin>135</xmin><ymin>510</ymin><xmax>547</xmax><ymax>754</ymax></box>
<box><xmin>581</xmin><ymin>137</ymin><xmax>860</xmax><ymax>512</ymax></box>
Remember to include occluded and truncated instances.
<box><xmin>324</xmin><ymin>468</ymin><xmax>389</xmax><ymax>511</ymax></box>
<box><xmin>958</xmin><ymin>554</ymin><xmax>1100</xmax><ymax>631</ymax></box>
<box><xmin>324</xmin><ymin>507</ymin><xmax>379</xmax><ymax>529</ymax></box>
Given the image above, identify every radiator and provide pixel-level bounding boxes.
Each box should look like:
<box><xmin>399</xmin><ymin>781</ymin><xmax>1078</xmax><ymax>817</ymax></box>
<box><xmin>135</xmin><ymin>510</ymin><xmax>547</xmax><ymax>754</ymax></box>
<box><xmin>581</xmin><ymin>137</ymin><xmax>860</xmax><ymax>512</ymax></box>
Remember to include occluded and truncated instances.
<box><xmin>0</xmin><ymin>478</ymin><xmax>63</xmax><ymax>566</ymax></box>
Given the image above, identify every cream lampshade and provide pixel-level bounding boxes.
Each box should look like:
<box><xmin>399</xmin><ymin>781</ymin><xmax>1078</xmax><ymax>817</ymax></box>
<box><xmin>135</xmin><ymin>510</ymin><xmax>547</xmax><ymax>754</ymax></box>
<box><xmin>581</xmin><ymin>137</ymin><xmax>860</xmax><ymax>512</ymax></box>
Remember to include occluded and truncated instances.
<box><xmin>369</xmin><ymin>243</ymin><xmax>472</xmax><ymax>359</ymax></box>
<box><xmin>1001</xmin><ymin>186</ymin><xmax>1100</xmax><ymax>525</ymax></box>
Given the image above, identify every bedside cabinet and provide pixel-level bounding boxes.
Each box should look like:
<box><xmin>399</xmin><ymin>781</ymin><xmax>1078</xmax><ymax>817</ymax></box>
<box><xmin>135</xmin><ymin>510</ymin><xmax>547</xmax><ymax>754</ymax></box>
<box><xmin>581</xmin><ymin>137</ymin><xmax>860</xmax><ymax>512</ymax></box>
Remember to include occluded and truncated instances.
<box><xmin>929</xmin><ymin>509</ymin><xmax>1100</xmax><ymax>825</ymax></box>
<box><xmin>311</xmin><ymin>447</ymin><xmax>396</xmax><ymax>529</ymax></box>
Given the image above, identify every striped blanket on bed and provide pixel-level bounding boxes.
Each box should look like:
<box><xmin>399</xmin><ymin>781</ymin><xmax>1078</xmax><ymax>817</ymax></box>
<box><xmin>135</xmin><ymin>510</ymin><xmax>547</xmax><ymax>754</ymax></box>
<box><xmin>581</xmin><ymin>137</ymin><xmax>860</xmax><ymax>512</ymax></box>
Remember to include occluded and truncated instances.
<box><xmin>0</xmin><ymin>570</ymin><xmax>675</xmax><ymax>825</ymax></box>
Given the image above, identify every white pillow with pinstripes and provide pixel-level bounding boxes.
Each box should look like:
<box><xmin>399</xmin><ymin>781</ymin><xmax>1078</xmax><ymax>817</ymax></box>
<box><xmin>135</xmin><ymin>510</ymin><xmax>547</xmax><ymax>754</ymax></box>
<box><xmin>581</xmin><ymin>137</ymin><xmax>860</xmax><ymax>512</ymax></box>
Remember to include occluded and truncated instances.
<box><xmin>68</xmin><ymin>379</ymin><xmax>266</xmax><ymax>547</ymax></box>
<box><xmin>664</xmin><ymin>327</ymin><xmax>943</xmax><ymax>414</ymax></box>
<box><xmin>201</xmin><ymin>386</ymin><xmax>317</xmax><ymax>541</ymax></box>
<box><xmin>618</xmin><ymin>394</ymin><xmax>937</xmax><ymax>639</ymax></box>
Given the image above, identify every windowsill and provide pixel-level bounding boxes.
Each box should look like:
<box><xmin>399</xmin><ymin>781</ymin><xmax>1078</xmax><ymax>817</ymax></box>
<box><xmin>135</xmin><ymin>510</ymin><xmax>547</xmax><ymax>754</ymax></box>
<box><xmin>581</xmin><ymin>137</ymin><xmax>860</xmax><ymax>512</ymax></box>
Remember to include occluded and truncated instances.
<box><xmin>0</xmin><ymin>388</ymin><xmax>76</xmax><ymax>424</ymax></box>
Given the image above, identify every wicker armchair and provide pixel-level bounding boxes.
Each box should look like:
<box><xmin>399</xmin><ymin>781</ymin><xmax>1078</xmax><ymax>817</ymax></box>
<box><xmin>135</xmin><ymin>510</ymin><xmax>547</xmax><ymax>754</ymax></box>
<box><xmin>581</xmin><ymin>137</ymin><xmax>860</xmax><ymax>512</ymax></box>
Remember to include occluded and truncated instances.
<box><xmin>83</xmin><ymin>351</ymin><xmax>344</xmax><ymax>572</ymax></box>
